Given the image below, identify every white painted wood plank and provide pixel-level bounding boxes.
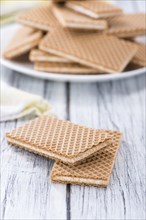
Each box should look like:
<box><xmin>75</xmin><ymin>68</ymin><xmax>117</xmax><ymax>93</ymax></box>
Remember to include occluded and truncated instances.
<box><xmin>1</xmin><ymin>68</ymin><xmax>67</xmax><ymax>220</ymax></box>
<box><xmin>112</xmin><ymin>0</ymin><xmax>135</xmax><ymax>12</ymax></box>
<box><xmin>136</xmin><ymin>0</ymin><xmax>146</xmax><ymax>12</ymax></box>
<box><xmin>1</xmin><ymin>1</ymin><xmax>145</xmax><ymax>219</ymax></box>
<box><xmin>69</xmin><ymin>74</ymin><xmax>145</xmax><ymax>220</ymax></box>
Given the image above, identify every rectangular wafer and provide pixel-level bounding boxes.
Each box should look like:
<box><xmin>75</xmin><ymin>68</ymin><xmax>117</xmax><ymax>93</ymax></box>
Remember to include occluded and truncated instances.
<box><xmin>66</xmin><ymin>0</ymin><xmax>123</xmax><ymax>19</ymax></box>
<box><xmin>105</xmin><ymin>13</ymin><xmax>146</xmax><ymax>38</ymax></box>
<box><xmin>51</xmin><ymin>131</ymin><xmax>122</xmax><ymax>187</ymax></box>
<box><xmin>53</xmin><ymin>4</ymin><xmax>108</xmax><ymax>30</ymax></box>
<box><xmin>6</xmin><ymin>116</ymin><xmax>114</xmax><ymax>165</ymax></box>
<box><xmin>39</xmin><ymin>28</ymin><xmax>138</xmax><ymax>73</ymax></box>
<box><xmin>17</xmin><ymin>6</ymin><xmax>59</xmax><ymax>31</ymax></box>
<box><xmin>3</xmin><ymin>26</ymin><xmax>43</xmax><ymax>59</ymax></box>
<box><xmin>34</xmin><ymin>62</ymin><xmax>102</xmax><ymax>74</ymax></box>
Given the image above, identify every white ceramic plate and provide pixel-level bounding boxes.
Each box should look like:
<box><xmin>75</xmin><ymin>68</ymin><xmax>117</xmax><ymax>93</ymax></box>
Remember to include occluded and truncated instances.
<box><xmin>1</xmin><ymin>24</ymin><xmax>146</xmax><ymax>82</ymax></box>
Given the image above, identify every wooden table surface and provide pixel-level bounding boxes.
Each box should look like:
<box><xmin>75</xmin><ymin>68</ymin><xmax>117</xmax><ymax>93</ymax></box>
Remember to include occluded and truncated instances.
<box><xmin>1</xmin><ymin>1</ymin><xmax>146</xmax><ymax>219</ymax></box>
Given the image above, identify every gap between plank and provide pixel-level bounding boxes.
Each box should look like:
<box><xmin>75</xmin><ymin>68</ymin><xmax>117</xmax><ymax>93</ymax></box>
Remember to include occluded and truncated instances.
<box><xmin>66</xmin><ymin>82</ymin><xmax>71</xmax><ymax>220</ymax></box>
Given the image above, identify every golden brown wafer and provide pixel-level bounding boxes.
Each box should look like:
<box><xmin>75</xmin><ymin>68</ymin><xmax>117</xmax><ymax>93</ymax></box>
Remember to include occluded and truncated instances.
<box><xmin>39</xmin><ymin>28</ymin><xmax>138</xmax><ymax>73</ymax></box>
<box><xmin>3</xmin><ymin>27</ymin><xmax>43</xmax><ymax>59</ymax></box>
<box><xmin>66</xmin><ymin>0</ymin><xmax>123</xmax><ymax>19</ymax></box>
<box><xmin>105</xmin><ymin>13</ymin><xmax>146</xmax><ymax>38</ymax></box>
<box><xmin>17</xmin><ymin>6</ymin><xmax>59</xmax><ymax>31</ymax></box>
<box><xmin>53</xmin><ymin>4</ymin><xmax>108</xmax><ymax>30</ymax></box>
<box><xmin>29</xmin><ymin>49</ymin><xmax>71</xmax><ymax>63</ymax></box>
<box><xmin>51</xmin><ymin>131</ymin><xmax>122</xmax><ymax>187</ymax></box>
<box><xmin>34</xmin><ymin>62</ymin><xmax>102</xmax><ymax>74</ymax></box>
<box><xmin>6</xmin><ymin>116</ymin><xmax>113</xmax><ymax>165</ymax></box>
<box><xmin>131</xmin><ymin>42</ymin><xmax>146</xmax><ymax>67</ymax></box>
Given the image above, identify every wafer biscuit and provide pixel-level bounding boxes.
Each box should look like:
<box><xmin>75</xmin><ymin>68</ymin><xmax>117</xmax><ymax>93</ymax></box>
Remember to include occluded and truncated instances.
<box><xmin>105</xmin><ymin>13</ymin><xmax>146</xmax><ymax>38</ymax></box>
<box><xmin>6</xmin><ymin>116</ymin><xmax>113</xmax><ymax>165</ymax></box>
<box><xmin>53</xmin><ymin>4</ymin><xmax>108</xmax><ymax>30</ymax></box>
<box><xmin>17</xmin><ymin>6</ymin><xmax>59</xmax><ymax>31</ymax></box>
<box><xmin>3</xmin><ymin>27</ymin><xmax>43</xmax><ymax>59</ymax></box>
<box><xmin>66</xmin><ymin>0</ymin><xmax>123</xmax><ymax>19</ymax></box>
<box><xmin>39</xmin><ymin>28</ymin><xmax>137</xmax><ymax>73</ymax></box>
<box><xmin>35</xmin><ymin>62</ymin><xmax>101</xmax><ymax>74</ymax></box>
<box><xmin>29</xmin><ymin>49</ymin><xmax>71</xmax><ymax>63</ymax></box>
<box><xmin>131</xmin><ymin>43</ymin><xmax>146</xmax><ymax>67</ymax></box>
<box><xmin>51</xmin><ymin>131</ymin><xmax>122</xmax><ymax>187</ymax></box>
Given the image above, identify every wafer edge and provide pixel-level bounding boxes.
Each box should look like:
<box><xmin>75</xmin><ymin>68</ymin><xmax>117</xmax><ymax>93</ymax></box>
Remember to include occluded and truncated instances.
<box><xmin>3</xmin><ymin>39</ymin><xmax>41</xmax><ymax>59</ymax></box>
<box><xmin>6</xmin><ymin>137</ymin><xmax>113</xmax><ymax>165</ymax></box>
<box><xmin>66</xmin><ymin>3</ymin><xmax>122</xmax><ymax>19</ymax></box>
<box><xmin>3</xmin><ymin>31</ymin><xmax>42</xmax><ymax>59</ymax></box>
<box><xmin>53</xmin><ymin>7</ymin><xmax>107</xmax><ymax>30</ymax></box>
<box><xmin>18</xmin><ymin>18</ymin><xmax>51</xmax><ymax>31</ymax></box>
<box><xmin>52</xmin><ymin>175</ymin><xmax>108</xmax><ymax>187</ymax></box>
<box><xmin>107</xmin><ymin>29</ymin><xmax>146</xmax><ymax>38</ymax></box>
<box><xmin>131</xmin><ymin>59</ymin><xmax>146</xmax><ymax>67</ymax></box>
<box><xmin>29</xmin><ymin>51</ymin><xmax>71</xmax><ymax>63</ymax></box>
<box><xmin>39</xmin><ymin>45</ymin><xmax>138</xmax><ymax>73</ymax></box>
<box><xmin>34</xmin><ymin>62</ymin><xmax>101</xmax><ymax>74</ymax></box>
<box><xmin>51</xmin><ymin>132</ymin><xmax>122</xmax><ymax>187</ymax></box>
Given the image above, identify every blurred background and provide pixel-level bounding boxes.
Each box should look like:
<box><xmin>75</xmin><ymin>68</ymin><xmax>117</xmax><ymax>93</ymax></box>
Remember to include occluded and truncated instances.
<box><xmin>0</xmin><ymin>0</ymin><xmax>48</xmax><ymax>25</ymax></box>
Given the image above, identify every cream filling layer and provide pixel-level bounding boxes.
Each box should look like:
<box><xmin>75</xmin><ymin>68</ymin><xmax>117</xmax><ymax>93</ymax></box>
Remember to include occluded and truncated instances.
<box><xmin>53</xmin><ymin>176</ymin><xmax>108</xmax><ymax>186</ymax></box>
<box><xmin>66</xmin><ymin>4</ymin><xmax>121</xmax><ymax>19</ymax></box>
<box><xmin>7</xmin><ymin>137</ymin><xmax>112</xmax><ymax>164</ymax></box>
<box><xmin>67</xmin><ymin>23</ymin><xmax>106</xmax><ymax>30</ymax></box>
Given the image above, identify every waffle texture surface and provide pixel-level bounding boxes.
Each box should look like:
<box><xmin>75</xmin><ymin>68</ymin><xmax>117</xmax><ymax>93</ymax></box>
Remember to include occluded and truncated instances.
<box><xmin>18</xmin><ymin>6</ymin><xmax>59</xmax><ymax>31</ymax></box>
<box><xmin>132</xmin><ymin>43</ymin><xmax>146</xmax><ymax>67</ymax></box>
<box><xmin>39</xmin><ymin>28</ymin><xmax>137</xmax><ymax>73</ymax></box>
<box><xmin>105</xmin><ymin>13</ymin><xmax>146</xmax><ymax>38</ymax></box>
<box><xmin>6</xmin><ymin>116</ymin><xmax>113</xmax><ymax>164</ymax></box>
<box><xmin>51</xmin><ymin>130</ymin><xmax>122</xmax><ymax>187</ymax></box>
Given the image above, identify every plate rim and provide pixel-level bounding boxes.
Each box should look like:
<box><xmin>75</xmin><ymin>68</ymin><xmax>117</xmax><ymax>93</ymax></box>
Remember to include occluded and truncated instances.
<box><xmin>1</xmin><ymin>24</ymin><xmax>146</xmax><ymax>82</ymax></box>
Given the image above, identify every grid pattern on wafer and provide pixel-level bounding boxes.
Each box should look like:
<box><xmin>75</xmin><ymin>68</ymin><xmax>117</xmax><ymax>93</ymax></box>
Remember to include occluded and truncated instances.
<box><xmin>105</xmin><ymin>13</ymin><xmax>146</xmax><ymax>38</ymax></box>
<box><xmin>35</xmin><ymin>62</ymin><xmax>101</xmax><ymax>74</ymax></box>
<box><xmin>6</xmin><ymin>116</ymin><xmax>112</xmax><ymax>159</ymax></box>
<box><xmin>39</xmin><ymin>28</ymin><xmax>137</xmax><ymax>73</ymax></box>
<box><xmin>132</xmin><ymin>43</ymin><xmax>146</xmax><ymax>67</ymax></box>
<box><xmin>51</xmin><ymin>131</ymin><xmax>122</xmax><ymax>187</ymax></box>
<box><xmin>66</xmin><ymin>0</ymin><xmax>122</xmax><ymax>17</ymax></box>
<box><xmin>17</xmin><ymin>6</ymin><xmax>60</xmax><ymax>31</ymax></box>
<box><xmin>53</xmin><ymin>4</ymin><xmax>108</xmax><ymax>29</ymax></box>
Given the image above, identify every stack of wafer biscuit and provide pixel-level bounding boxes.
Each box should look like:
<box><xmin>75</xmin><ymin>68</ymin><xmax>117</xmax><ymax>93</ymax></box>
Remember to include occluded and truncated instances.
<box><xmin>6</xmin><ymin>116</ymin><xmax>122</xmax><ymax>187</ymax></box>
<box><xmin>3</xmin><ymin>0</ymin><xmax>146</xmax><ymax>75</ymax></box>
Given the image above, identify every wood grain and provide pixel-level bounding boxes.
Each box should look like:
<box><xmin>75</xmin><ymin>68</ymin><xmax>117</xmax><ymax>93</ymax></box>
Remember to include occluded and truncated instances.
<box><xmin>1</xmin><ymin>1</ymin><xmax>146</xmax><ymax>219</ymax></box>
<box><xmin>1</xmin><ymin>70</ymin><xmax>67</xmax><ymax>220</ymax></box>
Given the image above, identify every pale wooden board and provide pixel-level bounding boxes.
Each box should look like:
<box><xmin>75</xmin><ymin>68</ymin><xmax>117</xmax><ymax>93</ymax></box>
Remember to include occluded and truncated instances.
<box><xmin>1</xmin><ymin>1</ymin><xmax>146</xmax><ymax>219</ymax></box>
<box><xmin>1</xmin><ymin>67</ymin><xmax>67</xmax><ymax>220</ymax></box>
<box><xmin>69</xmin><ymin>77</ymin><xmax>145</xmax><ymax>220</ymax></box>
<box><xmin>68</xmin><ymin>1</ymin><xmax>146</xmax><ymax>220</ymax></box>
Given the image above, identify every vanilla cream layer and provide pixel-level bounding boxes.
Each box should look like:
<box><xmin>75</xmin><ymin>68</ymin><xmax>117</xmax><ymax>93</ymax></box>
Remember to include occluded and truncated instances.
<box><xmin>53</xmin><ymin>175</ymin><xmax>108</xmax><ymax>186</ymax></box>
<box><xmin>67</xmin><ymin>23</ymin><xmax>106</xmax><ymax>30</ymax></box>
<box><xmin>30</xmin><ymin>56</ymin><xmax>70</xmax><ymax>63</ymax></box>
<box><xmin>66</xmin><ymin>4</ymin><xmax>122</xmax><ymax>19</ymax></box>
<box><xmin>7</xmin><ymin>137</ymin><xmax>112</xmax><ymax>165</ymax></box>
